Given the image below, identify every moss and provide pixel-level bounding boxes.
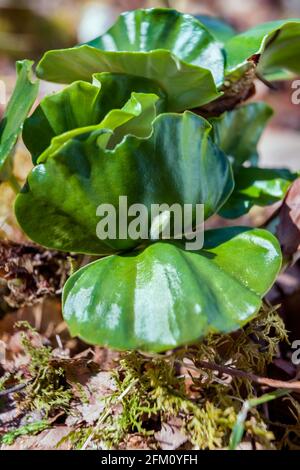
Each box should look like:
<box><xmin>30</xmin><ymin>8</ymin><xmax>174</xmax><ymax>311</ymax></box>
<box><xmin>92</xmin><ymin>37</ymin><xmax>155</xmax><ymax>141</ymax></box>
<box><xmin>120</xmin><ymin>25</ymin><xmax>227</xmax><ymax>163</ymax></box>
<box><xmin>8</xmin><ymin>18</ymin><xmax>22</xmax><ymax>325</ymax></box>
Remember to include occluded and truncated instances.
<box><xmin>1</xmin><ymin>420</ymin><xmax>49</xmax><ymax>446</ymax></box>
<box><xmin>5</xmin><ymin>306</ymin><xmax>294</xmax><ymax>450</ymax></box>
<box><xmin>56</xmin><ymin>427</ymin><xmax>93</xmax><ymax>450</ymax></box>
<box><xmin>81</xmin><ymin>305</ymin><xmax>288</xmax><ymax>450</ymax></box>
<box><xmin>14</xmin><ymin>321</ymin><xmax>72</xmax><ymax>416</ymax></box>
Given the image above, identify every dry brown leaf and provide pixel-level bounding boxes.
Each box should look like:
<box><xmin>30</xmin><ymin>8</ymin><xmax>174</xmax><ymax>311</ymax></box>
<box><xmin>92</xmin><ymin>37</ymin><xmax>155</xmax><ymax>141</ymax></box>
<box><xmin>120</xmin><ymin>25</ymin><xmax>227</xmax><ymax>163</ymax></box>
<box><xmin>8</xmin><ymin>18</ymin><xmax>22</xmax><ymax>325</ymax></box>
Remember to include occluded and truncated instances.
<box><xmin>155</xmin><ymin>419</ymin><xmax>187</xmax><ymax>450</ymax></box>
<box><xmin>276</xmin><ymin>178</ymin><xmax>300</xmax><ymax>258</ymax></box>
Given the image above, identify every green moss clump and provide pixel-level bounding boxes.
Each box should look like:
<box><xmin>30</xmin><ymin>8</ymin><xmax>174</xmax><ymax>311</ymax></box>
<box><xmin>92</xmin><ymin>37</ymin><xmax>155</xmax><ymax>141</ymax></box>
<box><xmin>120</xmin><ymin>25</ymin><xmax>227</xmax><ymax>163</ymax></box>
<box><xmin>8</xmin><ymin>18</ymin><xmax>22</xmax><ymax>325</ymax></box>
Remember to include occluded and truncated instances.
<box><xmin>3</xmin><ymin>307</ymin><xmax>296</xmax><ymax>450</ymax></box>
<box><xmin>14</xmin><ymin>321</ymin><xmax>72</xmax><ymax>416</ymax></box>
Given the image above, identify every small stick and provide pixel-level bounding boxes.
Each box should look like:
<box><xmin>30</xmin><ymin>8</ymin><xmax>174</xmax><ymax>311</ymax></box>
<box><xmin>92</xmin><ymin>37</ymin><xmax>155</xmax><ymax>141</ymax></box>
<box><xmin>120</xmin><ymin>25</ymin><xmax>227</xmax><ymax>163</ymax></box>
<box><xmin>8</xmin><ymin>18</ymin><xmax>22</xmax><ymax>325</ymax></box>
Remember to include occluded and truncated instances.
<box><xmin>178</xmin><ymin>360</ymin><xmax>300</xmax><ymax>391</ymax></box>
<box><xmin>55</xmin><ymin>334</ymin><xmax>63</xmax><ymax>350</ymax></box>
<box><xmin>0</xmin><ymin>380</ymin><xmax>31</xmax><ymax>397</ymax></box>
<box><xmin>255</xmin><ymin>71</ymin><xmax>278</xmax><ymax>90</ymax></box>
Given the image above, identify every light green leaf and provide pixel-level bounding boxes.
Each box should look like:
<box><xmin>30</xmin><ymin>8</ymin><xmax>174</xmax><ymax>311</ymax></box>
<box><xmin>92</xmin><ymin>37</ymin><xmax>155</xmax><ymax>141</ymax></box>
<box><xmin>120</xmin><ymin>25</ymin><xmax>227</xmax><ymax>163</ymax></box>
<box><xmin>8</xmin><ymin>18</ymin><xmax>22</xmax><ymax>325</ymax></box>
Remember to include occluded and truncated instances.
<box><xmin>226</xmin><ymin>19</ymin><xmax>300</xmax><ymax>80</ymax></box>
<box><xmin>62</xmin><ymin>227</ymin><xmax>281</xmax><ymax>352</ymax></box>
<box><xmin>15</xmin><ymin>112</ymin><xmax>233</xmax><ymax>255</ymax></box>
<box><xmin>0</xmin><ymin>60</ymin><xmax>39</xmax><ymax>181</ymax></box>
<box><xmin>36</xmin><ymin>8</ymin><xmax>224</xmax><ymax>111</ymax></box>
<box><xmin>220</xmin><ymin>167</ymin><xmax>296</xmax><ymax>218</ymax></box>
<box><xmin>37</xmin><ymin>91</ymin><xmax>160</xmax><ymax>162</ymax></box>
<box><xmin>23</xmin><ymin>73</ymin><xmax>166</xmax><ymax>164</ymax></box>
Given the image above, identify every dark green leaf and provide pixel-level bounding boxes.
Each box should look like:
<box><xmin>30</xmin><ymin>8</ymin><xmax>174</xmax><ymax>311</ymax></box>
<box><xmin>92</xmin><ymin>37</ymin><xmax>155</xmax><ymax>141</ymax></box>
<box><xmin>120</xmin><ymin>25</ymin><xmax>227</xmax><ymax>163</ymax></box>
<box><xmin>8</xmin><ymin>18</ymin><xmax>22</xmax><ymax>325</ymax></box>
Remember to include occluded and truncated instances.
<box><xmin>15</xmin><ymin>112</ymin><xmax>233</xmax><ymax>254</ymax></box>
<box><xmin>208</xmin><ymin>103</ymin><xmax>294</xmax><ymax>218</ymax></box>
<box><xmin>220</xmin><ymin>167</ymin><xmax>296</xmax><ymax>218</ymax></box>
<box><xmin>209</xmin><ymin>102</ymin><xmax>273</xmax><ymax>166</ymax></box>
<box><xmin>62</xmin><ymin>227</ymin><xmax>281</xmax><ymax>352</ymax></box>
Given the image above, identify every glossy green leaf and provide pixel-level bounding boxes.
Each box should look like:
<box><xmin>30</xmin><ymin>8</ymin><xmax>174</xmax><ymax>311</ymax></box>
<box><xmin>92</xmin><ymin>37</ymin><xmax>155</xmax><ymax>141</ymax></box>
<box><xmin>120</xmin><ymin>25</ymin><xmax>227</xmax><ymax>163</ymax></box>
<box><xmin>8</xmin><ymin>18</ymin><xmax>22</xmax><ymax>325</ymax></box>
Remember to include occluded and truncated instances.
<box><xmin>87</xmin><ymin>8</ymin><xmax>224</xmax><ymax>78</ymax></box>
<box><xmin>37</xmin><ymin>91</ymin><xmax>160</xmax><ymax>163</ymax></box>
<box><xmin>209</xmin><ymin>102</ymin><xmax>273</xmax><ymax>166</ymax></box>
<box><xmin>36</xmin><ymin>8</ymin><xmax>224</xmax><ymax>111</ymax></box>
<box><xmin>207</xmin><ymin>103</ymin><xmax>293</xmax><ymax>218</ymax></box>
<box><xmin>220</xmin><ymin>167</ymin><xmax>296</xmax><ymax>218</ymax></box>
<box><xmin>194</xmin><ymin>15</ymin><xmax>236</xmax><ymax>43</ymax></box>
<box><xmin>15</xmin><ymin>111</ymin><xmax>233</xmax><ymax>255</ymax></box>
<box><xmin>23</xmin><ymin>73</ymin><xmax>166</xmax><ymax>164</ymax></box>
<box><xmin>0</xmin><ymin>60</ymin><xmax>39</xmax><ymax>181</ymax></box>
<box><xmin>226</xmin><ymin>19</ymin><xmax>300</xmax><ymax>79</ymax></box>
<box><xmin>62</xmin><ymin>227</ymin><xmax>281</xmax><ymax>352</ymax></box>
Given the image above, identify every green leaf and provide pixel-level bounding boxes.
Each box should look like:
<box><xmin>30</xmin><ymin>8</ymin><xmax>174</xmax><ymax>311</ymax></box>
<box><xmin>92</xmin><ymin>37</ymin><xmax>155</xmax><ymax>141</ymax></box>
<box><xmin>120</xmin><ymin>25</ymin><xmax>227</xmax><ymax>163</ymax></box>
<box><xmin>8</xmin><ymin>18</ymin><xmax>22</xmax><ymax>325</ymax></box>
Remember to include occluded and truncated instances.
<box><xmin>36</xmin><ymin>8</ymin><xmax>224</xmax><ymax>111</ymax></box>
<box><xmin>23</xmin><ymin>73</ymin><xmax>166</xmax><ymax>164</ymax></box>
<box><xmin>207</xmin><ymin>103</ymin><xmax>293</xmax><ymax>218</ymax></box>
<box><xmin>15</xmin><ymin>111</ymin><xmax>233</xmax><ymax>255</ymax></box>
<box><xmin>0</xmin><ymin>60</ymin><xmax>39</xmax><ymax>181</ymax></box>
<box><xmin>209</xmin><ymin>102</ymin><xmax>273</xmax><ymax>166</ymax></box>
<box><xmin>87</xmin><ymin>8</ymin><xmax>224</xmax><ymax>79</ymax></box>
<box><xmin>62</xmin><ymin>227</ymin><xmax>281</xmax><ymax>352</ymax></box>
<box><xmin>194</xmin><ymin>15</ymin><xmax>236</xmax><ymax>43</ymax></box>
<box><xmin>226</xmin><ymin>19</ymin><xmax>300</xmax><ymax>79</ymax></box>
<box><xmin>220</xmin><ymin>167</ymin><xmax>296</xmax><ymax>218</ymax></box>
<box><xmin>37</xmin><ymin>91</ymin><xmax>160</xmax><ymax>163</ymax></box>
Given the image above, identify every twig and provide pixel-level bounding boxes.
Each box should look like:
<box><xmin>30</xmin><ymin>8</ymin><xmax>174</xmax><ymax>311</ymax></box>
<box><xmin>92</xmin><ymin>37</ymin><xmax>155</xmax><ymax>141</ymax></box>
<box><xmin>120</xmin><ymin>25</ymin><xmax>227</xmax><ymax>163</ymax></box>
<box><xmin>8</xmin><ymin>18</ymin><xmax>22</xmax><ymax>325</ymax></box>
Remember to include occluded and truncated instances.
<box><xmin>0</xmin><ymin>380</ymin><xmax>32</xmax><ymax>397</ymax></box>
<box><xmin>255</xmin><ymin>71</ymin><xmax>278</xmax><ymax>90</ymax></box>
<box><xmin>178</xmin><ymin>359</ymin><xmax>300</xmax><ymax>391</ymax></box>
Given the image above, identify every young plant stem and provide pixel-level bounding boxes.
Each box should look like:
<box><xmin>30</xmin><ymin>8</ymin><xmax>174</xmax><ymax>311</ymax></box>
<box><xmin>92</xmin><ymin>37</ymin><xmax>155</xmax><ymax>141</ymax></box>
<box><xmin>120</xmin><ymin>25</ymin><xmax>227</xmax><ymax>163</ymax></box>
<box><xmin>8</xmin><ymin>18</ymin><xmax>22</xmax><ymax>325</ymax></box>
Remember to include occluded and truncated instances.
<box><xmin>177</xmin><ymin>359</ymin><xmax>300</xmax><ymax>391</ymax></box>
<box><xmin>0</xmin><ymin>380</ymin><xmax>31</xmax><ymax>397</ymax></box>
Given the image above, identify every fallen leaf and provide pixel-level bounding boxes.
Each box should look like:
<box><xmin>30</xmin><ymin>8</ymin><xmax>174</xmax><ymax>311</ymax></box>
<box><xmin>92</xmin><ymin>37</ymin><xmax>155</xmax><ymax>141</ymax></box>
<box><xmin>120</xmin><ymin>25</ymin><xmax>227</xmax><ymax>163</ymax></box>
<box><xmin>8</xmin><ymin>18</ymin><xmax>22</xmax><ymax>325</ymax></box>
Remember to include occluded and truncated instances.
<box><xmin>154</xmin><ymin>420</ymin><xmax>187</xmax><ymax>450</ymax></box>
<box><xmin>276</xmin><ymin>178</ymin><xmax>300</xmax><ymax>258</ymax></box>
